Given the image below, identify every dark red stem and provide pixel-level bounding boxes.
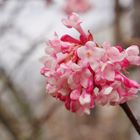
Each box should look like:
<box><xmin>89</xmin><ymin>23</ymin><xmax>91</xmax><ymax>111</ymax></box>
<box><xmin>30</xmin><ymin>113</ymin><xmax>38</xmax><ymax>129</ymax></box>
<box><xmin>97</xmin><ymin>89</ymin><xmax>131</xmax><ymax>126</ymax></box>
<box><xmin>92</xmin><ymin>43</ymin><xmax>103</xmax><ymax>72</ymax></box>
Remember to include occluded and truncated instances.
<box><xmin>120</xmin><ymin>103</ymin><xmax>140</xmax><ymax>135</ymax></box>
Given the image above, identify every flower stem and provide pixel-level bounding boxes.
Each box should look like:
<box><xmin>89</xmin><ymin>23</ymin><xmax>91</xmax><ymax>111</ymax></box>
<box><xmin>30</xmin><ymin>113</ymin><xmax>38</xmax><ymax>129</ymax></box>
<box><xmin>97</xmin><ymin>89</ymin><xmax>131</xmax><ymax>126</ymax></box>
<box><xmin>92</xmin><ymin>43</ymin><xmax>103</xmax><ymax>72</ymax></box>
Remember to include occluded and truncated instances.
<box><xmin>120</xmin><ymin>103</ymin><xmax>140</xmax><ymax>135</ymax></box>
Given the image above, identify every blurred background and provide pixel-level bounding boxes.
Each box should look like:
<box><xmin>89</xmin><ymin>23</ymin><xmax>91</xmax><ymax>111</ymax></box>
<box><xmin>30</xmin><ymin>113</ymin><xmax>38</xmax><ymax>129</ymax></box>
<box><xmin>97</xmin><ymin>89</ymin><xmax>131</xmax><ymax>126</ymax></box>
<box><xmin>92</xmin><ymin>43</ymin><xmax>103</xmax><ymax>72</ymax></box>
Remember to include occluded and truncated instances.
<box><xmin>0</xmin><ymin>0</ymin><xmax>140</xmax><ymax>140</ymax></box>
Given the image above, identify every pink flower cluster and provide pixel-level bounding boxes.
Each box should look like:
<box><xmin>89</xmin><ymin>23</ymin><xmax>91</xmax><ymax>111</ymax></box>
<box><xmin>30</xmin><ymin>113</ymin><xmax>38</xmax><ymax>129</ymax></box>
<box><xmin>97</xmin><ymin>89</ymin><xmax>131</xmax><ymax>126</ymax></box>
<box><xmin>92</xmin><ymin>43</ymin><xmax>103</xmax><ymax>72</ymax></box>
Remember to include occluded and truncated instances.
<box><xmin>63</xmin><ymin>0</ymin><xmax>92</xmax><ymax>14</ymax></box>
<box><xmin>41</xmin><ymin>13</ymin><xmax>140</xmax><ymax>115</ymax></box>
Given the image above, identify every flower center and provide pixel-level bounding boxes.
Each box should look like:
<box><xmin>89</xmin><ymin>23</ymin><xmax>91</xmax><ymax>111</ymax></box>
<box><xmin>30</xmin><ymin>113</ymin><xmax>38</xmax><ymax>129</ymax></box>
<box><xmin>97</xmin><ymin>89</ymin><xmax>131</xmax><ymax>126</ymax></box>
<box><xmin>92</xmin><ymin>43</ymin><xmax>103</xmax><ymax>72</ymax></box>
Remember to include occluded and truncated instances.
<box><xmin>86</xmin><ymin>51</ymin><xmax>92</xmax><ymax>58</ymax></box>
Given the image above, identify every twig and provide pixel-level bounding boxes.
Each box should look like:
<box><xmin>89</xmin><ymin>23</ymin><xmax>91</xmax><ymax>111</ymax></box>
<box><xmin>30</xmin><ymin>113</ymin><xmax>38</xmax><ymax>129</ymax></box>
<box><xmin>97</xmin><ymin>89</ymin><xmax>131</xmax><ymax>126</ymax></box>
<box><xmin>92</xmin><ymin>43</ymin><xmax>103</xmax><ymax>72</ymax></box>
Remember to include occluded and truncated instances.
<box><xmin>120</xmin><ymin>102</ymin><xmax>140</xmax><ymax>135</ymax></box>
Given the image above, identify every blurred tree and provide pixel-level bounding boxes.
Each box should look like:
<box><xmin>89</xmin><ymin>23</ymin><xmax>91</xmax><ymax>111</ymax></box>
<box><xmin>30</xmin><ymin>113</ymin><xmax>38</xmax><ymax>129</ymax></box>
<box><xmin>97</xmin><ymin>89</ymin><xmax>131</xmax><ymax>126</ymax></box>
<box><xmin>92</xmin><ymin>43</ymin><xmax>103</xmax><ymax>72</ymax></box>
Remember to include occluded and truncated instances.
<box><xmin>114</xmin><ymin>0</ymin><xmax>123</xmax><ymax>44</ymax></box>
<box><xmin>133</xmin><ymin>0</ymin><xmax>140</xmax><ymax>37</ymax></box>
<box><xmin>125</xmin><ymin>0</ymin><xmax>140</xmax><ymax>46</ymax></box>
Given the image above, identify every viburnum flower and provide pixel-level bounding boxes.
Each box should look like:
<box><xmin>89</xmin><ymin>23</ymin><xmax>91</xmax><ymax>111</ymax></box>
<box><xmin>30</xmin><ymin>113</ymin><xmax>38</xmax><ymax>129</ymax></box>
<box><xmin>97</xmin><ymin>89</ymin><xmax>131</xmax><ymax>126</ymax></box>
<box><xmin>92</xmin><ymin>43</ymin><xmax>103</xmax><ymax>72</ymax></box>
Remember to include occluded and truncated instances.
<box><xmin>40</xmin><ymin>13</ymin><xmax>140</xmax><ymax>115</ymax></box>
<box><xmin>63</xmin><ymin>0</ymin><xmax>92</xmax><ymax>14</ymax></box>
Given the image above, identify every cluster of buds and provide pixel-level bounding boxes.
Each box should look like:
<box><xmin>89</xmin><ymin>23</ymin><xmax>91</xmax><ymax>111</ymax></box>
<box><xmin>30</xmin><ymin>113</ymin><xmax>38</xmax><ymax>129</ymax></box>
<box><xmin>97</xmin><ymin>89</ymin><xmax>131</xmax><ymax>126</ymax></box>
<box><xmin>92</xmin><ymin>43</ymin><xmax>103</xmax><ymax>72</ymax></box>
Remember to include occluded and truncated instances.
<box><xmin>40</xmin><ymin>13</ymin><xmax>140</xmax><ymax>115</ymax></box>
<box><xmin>63</xmin><ymin>0</ymin><xmax>92</xmax><ymax>14</ymax></box>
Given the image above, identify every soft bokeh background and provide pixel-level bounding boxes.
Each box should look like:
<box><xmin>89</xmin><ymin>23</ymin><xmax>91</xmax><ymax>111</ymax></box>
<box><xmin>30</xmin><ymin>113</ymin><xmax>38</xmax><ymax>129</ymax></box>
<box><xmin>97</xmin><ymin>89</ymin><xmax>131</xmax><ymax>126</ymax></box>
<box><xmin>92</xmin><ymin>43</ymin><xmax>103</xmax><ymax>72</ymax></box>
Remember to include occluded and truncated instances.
<box><xmin>0</xmin><ymin>0</ymin><xmax>140</xmax><ymax>140</ymax></box>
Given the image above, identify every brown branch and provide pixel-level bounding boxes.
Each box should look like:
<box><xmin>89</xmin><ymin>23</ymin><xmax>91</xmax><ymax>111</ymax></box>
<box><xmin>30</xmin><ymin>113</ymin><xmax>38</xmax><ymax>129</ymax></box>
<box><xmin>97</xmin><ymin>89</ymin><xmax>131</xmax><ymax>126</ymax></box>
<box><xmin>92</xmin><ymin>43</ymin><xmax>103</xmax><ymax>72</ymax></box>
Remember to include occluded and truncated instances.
<box><xmin>120</xmin><ymin>103</ymin><xmax>140</xmax><ymax>135</ymax></box>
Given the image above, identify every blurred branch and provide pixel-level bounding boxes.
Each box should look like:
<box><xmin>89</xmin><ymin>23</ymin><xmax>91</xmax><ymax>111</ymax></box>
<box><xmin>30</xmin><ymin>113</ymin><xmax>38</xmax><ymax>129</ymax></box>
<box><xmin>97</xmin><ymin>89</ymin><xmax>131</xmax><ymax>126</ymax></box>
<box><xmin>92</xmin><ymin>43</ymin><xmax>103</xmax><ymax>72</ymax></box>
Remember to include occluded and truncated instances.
<box><xmin>0</xmin><ymin>68</ymin><xmax>34</xmax><ymax>123</ymax></box>
<box><xmin>124</xmin><ymin>38</ymin><xmax>140</xmax><ymax>47</ymax></box>
<box><xmin>29</xmin><ymin>103</ymin><xmax>60</xmax><ymax>140</ymax></box>
<box><xmin>0</xmin><ymin>100</ymin><xmax>25</xmax><ymax>140</ymax></box>
<box><xmin>45</xmin><ymin>0</ymin><xmax>53</xmax><ymax>5</ymax></box>
<box><xmin>0</xmin><ymin>68</ymin><xmax>41</xmax><ymax>139</ymax></box>
<box><xmin>0</xmin><ymin>0</ymin><xmax>8</xmax><ymax>8</ymax></box>
<box><xmin>13</xmin><ymin>22</ymin><xmax>54</xmax><ymax>70</ymax></box>
<box><xmin>38</xmin><ymin>103</ymin><xmax>60</xmax><ymax>125</ymax></box>
<box><xmin>0</xmin><ymin>0</ymin><xmax>27</xmax><ymax>38</ymax></box>
<box><xmin>14</xmin><ymin>37</ymin><xmax>45</xmax><ymax>69</ymax></box>
<box><xmin>0</xmin><ymin>67</ymin><xmax>61</xmax><ymax>139</ymax></box>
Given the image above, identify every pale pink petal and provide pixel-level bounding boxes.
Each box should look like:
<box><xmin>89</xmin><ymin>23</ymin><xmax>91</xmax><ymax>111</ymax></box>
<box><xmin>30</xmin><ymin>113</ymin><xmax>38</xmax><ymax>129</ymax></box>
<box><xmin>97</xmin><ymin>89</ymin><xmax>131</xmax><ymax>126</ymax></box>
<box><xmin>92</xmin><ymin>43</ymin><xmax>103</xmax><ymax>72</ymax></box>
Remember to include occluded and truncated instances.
<box><xmin>41</xmin><ymin>55</ymin><xmax>57</xmax><ymax>70</ymax></box>
<box><xmin>62</xmin><ymin>13</ymin><xmax>82</xmax><ymax>29</ymax></box>
<box><xmin>86</xmin><ymin>41</ymin><xmax>105</xmax><ymax>60</ymax></box>
<box><xmin>85</xmin><ymin>41</ymin><xmax>96</xmax><ymax>48</ymax></box>
<box><xmin>77</xmin><ymin>41</ymin><xmax>105</xmax><ymax>63</ymax></box>
<box><xmin>58</xmin><ymin>88</ymin><xmax>69</xmax><ymax>96</ymax></box>
<box><xmin>80</xmin><ymin>69</ymin><xmax>92</xmax><ymax>88</ymax></box>
<box><xmin>126</xmin><ymin>56</ymin><xmax>140</xmax><ymax>65</ymax></box>
<box><xmin>102</xmin><ymin>42</ymin><xmax>111</xmax><ymax>50</ymax></box>
<box><xmin>126</xmin><ymin>45</ymin><xmax>139</xmax><ymax>56</ymax></box>
<box><xmin>77</xmin><ymin>45</ymin><xmax>87</xmax><ymax>59</ymax></box>
<box><xmin>46</xmin><ymin>84</ymin><xmax>57</xmax><ymax>95</ymax></box>
<box><xmin>126</xmin><ymin>45</ymin><xmax>140</xmax><ymax>65</ymax></box>
<box><xmin>107</xmin><ymin>47</ymin><xmax>125</xmax><ymax>62</ymax></box>
<box><xmin>102</xmin><ymin>64</ymin><xmax>115</xmax><ymax>81</ymax></box>
<box><xmin>115</xmin><ymin>73</ymin><xmax>140</xmax><ymax>88</ymax></box>
<box><xmin>89</xmin><ymin>61</ymin><xmax>99</xmax><ymax>71</ymax></box>
<box><xmin>79</xmin><ymin>93</ymin><xmax>91</xmax><ymax>105</ymax></box>
<box><xmin>68</xmin><ymin>61</ymin><xmax>81</xmax><ymax>71</ymax></box>
<box><xmin>70</xmin><ymin>90</ymin><xmax>81</xmax><ymax>100</ymax></box>
<box><xmin>83</xmin><ymin>108</ymin><xmax>90</xmax><ymax>115</ymax></box>
<box><xmin>94</xmin><ymin>87</ymin><xmax>99</xmax><ymax>96</ymax></box>
<box><xmin>92</xmin><ymin>47</ymin><xmax>105</xmax><ymax>60</ymax></box>
<box><xmin>63</xmin><ymin>0</ymin><xmax>91</xmax><ymax>14</ymax></box>
<box><xmin>104</xmin><ymin>87</ymin><xmax>113</xmax><ymax>95</ymax></box>
<box><xmin>56</xmin><ymin>52</ymin><xmax>68</xmax><ymax>63</ymax></box>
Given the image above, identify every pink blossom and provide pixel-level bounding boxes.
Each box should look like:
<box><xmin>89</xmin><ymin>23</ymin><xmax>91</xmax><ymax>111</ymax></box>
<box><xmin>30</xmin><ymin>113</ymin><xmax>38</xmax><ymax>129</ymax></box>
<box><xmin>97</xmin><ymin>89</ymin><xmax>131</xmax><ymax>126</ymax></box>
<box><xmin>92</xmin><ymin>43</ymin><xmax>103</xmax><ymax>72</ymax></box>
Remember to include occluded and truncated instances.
<box><xmin>126</xmin><ymin>45</ymin><xmax>140</xmax><ymax>65</ymax></box>
<box><xmin>62</xmin><ymin>13</ymin><xmax>82</xmax><ymax>29</ymax></box>
<box><xmin>63</xmin><ymin>0</ymin><xmax>92</xmax><ymax>14</ymax></box>
<box><xmin>62</xmin><ymin>12</ymin><xmax>87</xmax><ymax>39</ymax></box>
<box><xmin>40</xmin><ymin>13</ymin><xmax>140</xmax><ymax>115</ymax></box>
